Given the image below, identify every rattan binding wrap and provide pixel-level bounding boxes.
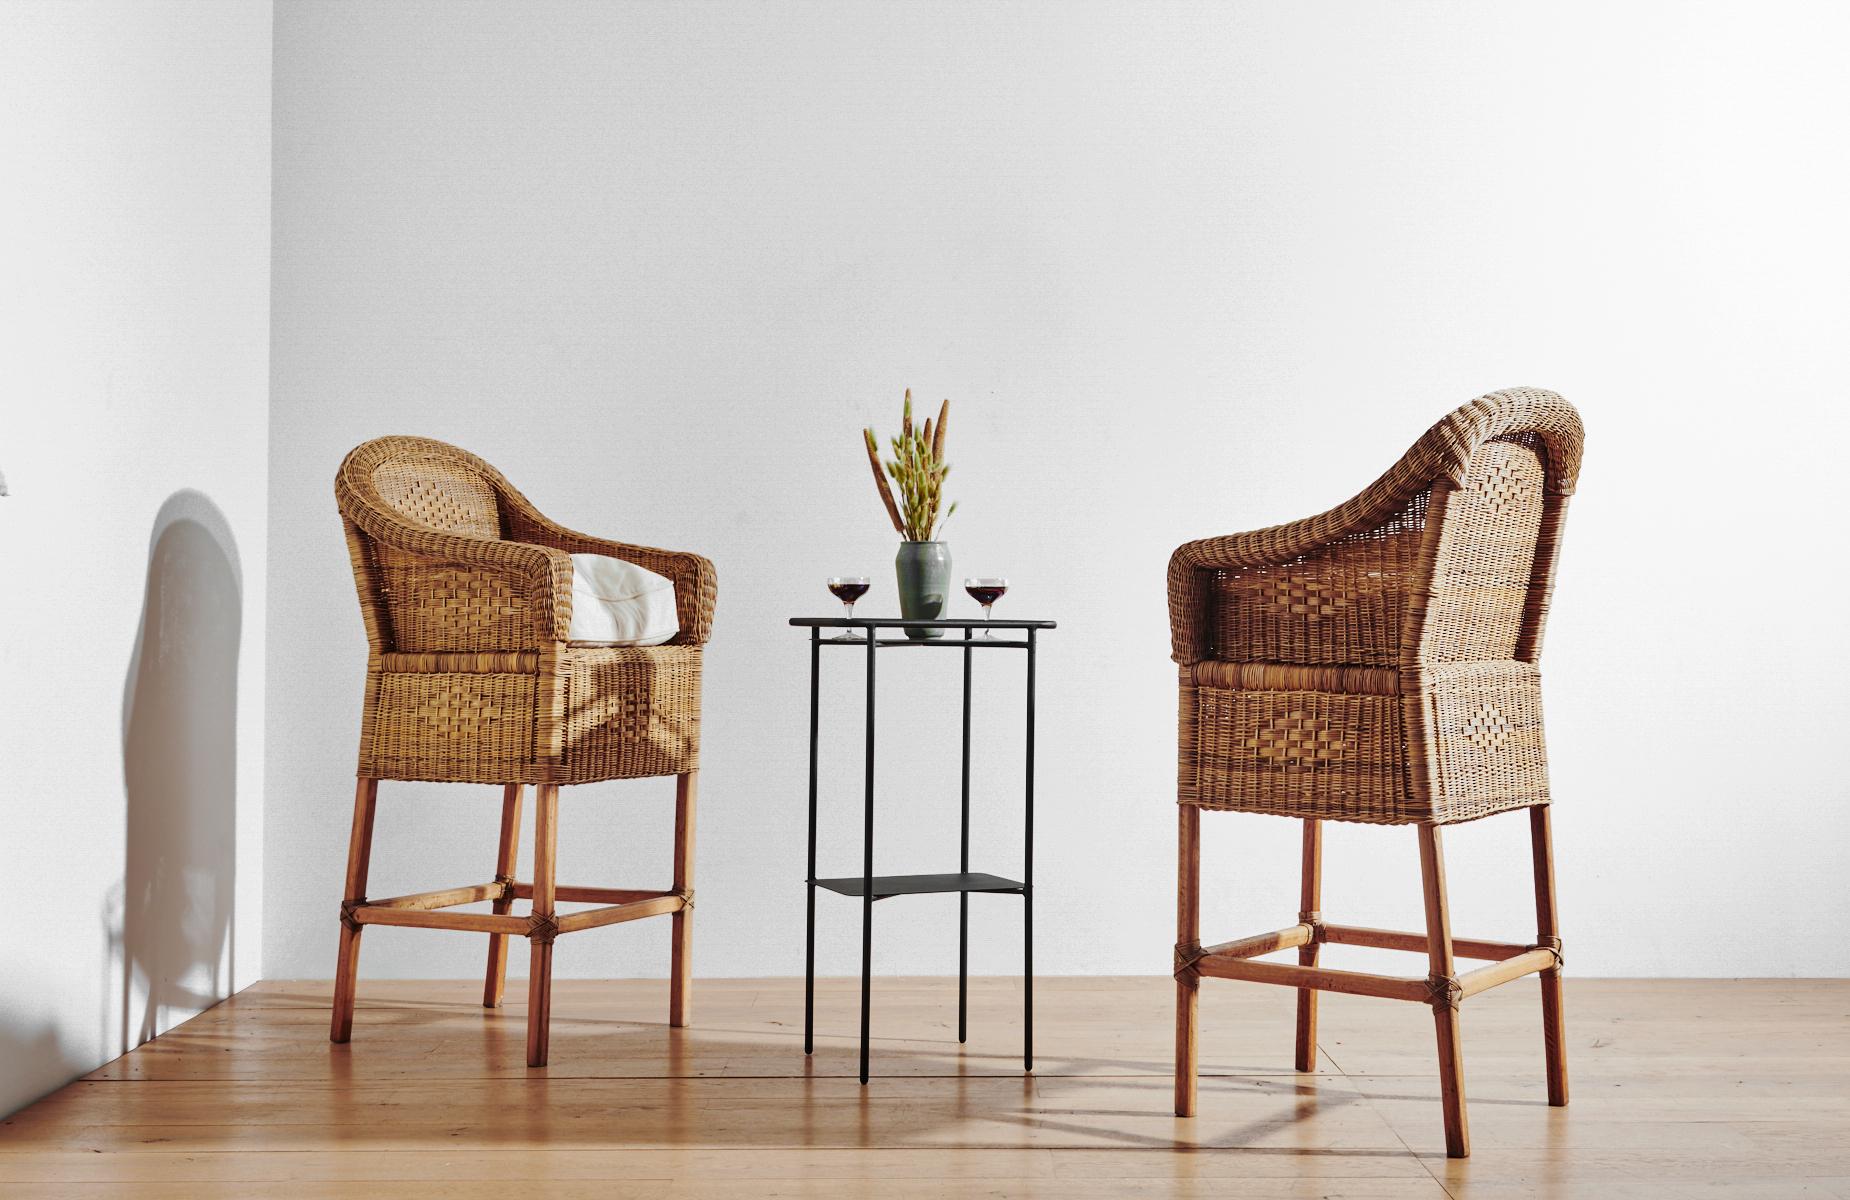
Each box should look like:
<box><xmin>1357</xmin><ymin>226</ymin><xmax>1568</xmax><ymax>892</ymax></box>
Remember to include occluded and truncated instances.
<box><xmin>1170</xmin><ymin>389</ymin><xmax>1582</xmax><ymax>825</ymax></box>
<box><xmin>338</xmin><ymin>436</ymin><xmax>716</xmax><ymax>785</ymax></box>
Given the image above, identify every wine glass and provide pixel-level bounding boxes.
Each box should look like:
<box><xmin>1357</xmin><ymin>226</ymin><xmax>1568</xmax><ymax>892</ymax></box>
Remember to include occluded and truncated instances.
<box><xmin>827</xmin><ymin>575</ymin><xmax>870</xmax><ymax>640</ymax></box>
<box><xmin>964</xmin><ymin>577</ymin><xmax>1008</xmax><ymax>637</ymax></box>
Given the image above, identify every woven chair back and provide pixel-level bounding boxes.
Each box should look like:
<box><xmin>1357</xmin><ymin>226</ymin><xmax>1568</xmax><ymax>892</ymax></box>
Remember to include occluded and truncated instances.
<box><xmin>362</xmin><ymin>442</ymin><xmax>507</xmax><ymax>540</ymax></box>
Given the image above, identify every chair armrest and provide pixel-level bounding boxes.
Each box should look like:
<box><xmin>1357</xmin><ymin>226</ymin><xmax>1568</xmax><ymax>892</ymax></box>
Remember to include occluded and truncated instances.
<box><xmin>341</xmin><ymin>500</ymin><xmax>574</xmax><ymax>648</ymax></box>
<box><xmin>506</xmin><ymin>509</ymin><xmax>717</xmax><ymax>647</ymax></box>
<box><xmin>1167</xmin><ymin>446</ymin><xmax>1435</xmax><ymax>666</ymax></box>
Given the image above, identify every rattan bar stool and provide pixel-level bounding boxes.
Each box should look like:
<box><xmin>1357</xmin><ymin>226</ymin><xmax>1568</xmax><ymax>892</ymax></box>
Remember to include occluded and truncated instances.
<box><xmin>330</xmin><ymin>436</ymin><xmax>716</xmax><ymax>1066</ymax></box>
<box><xmin>1169</xmin><ymin>389</ymin><xmax>1582</xmax><ymax>1158</ymax></box>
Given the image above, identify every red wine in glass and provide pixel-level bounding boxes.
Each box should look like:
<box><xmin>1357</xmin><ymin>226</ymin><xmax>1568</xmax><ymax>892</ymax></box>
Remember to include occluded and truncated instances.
<box><xmin>827</xmin><ymin>576</ymin><xmax>870</xmax><ymax>639</ymax></box>
<box><xmin>964</xmin><ymin>577</ymin><xmax>1008</xmax><ymax>636</ymax></box>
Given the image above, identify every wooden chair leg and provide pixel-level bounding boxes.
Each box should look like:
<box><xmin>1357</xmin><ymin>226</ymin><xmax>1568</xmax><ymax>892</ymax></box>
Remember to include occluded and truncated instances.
<box><xmin>526</xmin><ymin>783</ymin><xmax>559</xmax><ymax>1068</ymax></box>
<box><xmin>330</xmin><ymin>778</ymin><xmax>378</xmax><ymax>1044</ymax></box>
<box><xmin>1174</xmin><ymin>804</ymin><xmax>1200</xmax><ymax>1117</ymax></box>
<box><xmin>669</xmin><ymin>771</ymin><xmax>697</xmax><ymax>1029</ymax></box>
<box><xmin>1531</xmin><ymin>805</ymin><xmax>1569</xmax><ymax>1106</ymax></box>
<box><xmin>483</xmin><ymin>783</ymin><xmax>524</xmax><ymax>1009</ymax></box>
<box><xmin>1418</xmin><ymin>823</ymin><xmax>1470</xmax><ymax>1159</ymax></box>
<box><xmin>1295</xmin><ymin>818</ymin><xmax>1323</xmax><ymax>1072</ymax></box>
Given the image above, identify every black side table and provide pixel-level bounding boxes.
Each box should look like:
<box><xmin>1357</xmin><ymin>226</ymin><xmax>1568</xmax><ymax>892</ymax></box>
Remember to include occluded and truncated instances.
<box><xmin>791</xmin><ymin>616</ymin><xmax>1055</xmax><ymax>1083</ymax></box>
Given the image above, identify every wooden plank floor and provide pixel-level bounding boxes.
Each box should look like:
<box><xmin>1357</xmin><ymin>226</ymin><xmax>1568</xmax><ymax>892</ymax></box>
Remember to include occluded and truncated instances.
<box><xmin>3</xmin><ymin>977</ymin><xmax>1848</xmax><ymax>1197</ymax></box>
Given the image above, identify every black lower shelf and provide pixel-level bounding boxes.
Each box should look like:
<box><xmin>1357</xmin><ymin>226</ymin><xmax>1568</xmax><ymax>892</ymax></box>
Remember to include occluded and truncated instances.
<box><xmin>814</xmin><ymin>871</ymin><xmax>1024</xmax><ymax>900</ymax></box>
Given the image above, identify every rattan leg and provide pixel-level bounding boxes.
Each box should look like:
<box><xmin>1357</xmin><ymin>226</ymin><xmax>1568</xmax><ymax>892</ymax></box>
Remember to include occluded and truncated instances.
<box><xmin>1432</xmin><ymin>1001</ymin><xmax>1469</xmax><ymax>1158</ymax></box>
<box><xmin>670</xmin><ymin>771</ymin><xmax>697</xmax><ymax>1029</ymax></box>
<box><xmin>1174</xmin><ymin>804</ymin><xmax>1200</xmax><ymax>1117</ymax></box>
<box><xmin>1530</xmin><ymin>805</ymin><xmax>1568</xmax><ymax>1106</ymax></box>
<box><xmin>1419</xmin><ymin>824</ymin><xmax>1470</xmax><ymax>1159</ymax></box>
<box><xmin>1295</xmin><ymin>818</ymin><xmax>1323</xmax><ymax>1072</ymax></box>
<box><xmin>330</xmin><ymin>778</ymin><xmax>378</xmax><ymax>1044</ymax></box>
<box><xmin>483</xmin><ymin>783</ymin><xmax>524</xmax><ymax>1009</ymax></box>
<box><xmin>526</xmin><ymin>783</ymin><xmax>559</xmax><ymax>1068</ymax></box>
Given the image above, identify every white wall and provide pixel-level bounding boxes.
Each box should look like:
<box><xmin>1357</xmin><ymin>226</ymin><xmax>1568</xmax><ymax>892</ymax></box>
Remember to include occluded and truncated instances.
<box><xmin>0</xmin><ymin>3</ymin><xmax>271</xmax><ymax>1115</ymax></box>
<box><xmin>266</xmin><ymin>1</ymin><xmax>1850</xmax><ymax>985</ymax></box>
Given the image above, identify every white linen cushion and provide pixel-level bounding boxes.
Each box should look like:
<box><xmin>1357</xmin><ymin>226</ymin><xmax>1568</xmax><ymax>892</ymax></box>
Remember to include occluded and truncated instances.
<box><xmin>566</xmin><ymin>553</ymin><xmax>679</xmax><ymax>646</ymax></box>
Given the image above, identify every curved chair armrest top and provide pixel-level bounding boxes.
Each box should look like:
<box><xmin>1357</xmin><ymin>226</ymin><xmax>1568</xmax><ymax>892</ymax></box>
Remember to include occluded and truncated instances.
<box><xmin>504</xmin><ymin>506</ymin><xmax>717</xmax><ymax>647</ymax></box>
<box><xmin>1168</xmin><ymin>388</ymin><xmax>1583</xmax><ymax>664</ymax></box>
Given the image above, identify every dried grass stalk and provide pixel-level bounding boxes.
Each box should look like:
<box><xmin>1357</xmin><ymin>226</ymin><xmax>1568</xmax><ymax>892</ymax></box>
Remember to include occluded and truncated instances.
<box><xmin>863</xmin><ymin>428</ymin><xmax>904</xmax><ymax>534</ymax></box>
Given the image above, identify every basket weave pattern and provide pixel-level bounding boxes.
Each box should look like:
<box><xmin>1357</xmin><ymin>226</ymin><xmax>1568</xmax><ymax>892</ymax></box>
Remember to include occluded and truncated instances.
<box><xmin>337</xmin><ymin>437</ymin><xmax>716</xmax><ymax>786</ymax></box>
<box><xmin>1170</xmin><ymin>389</ymin><xmax>1582</xmax><ymax>826</ymax></box>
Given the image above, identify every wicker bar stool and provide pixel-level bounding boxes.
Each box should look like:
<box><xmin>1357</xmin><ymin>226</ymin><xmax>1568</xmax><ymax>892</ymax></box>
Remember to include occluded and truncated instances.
<box><xmin>1169</xmin><ymin>389</ymin><xmax>1582</xmax><ymax>1158</ymax></box>
<box><xmin>330</xmin><ymin>436</ymin><xmax>716</xmax><ymax>1066</ymax></box>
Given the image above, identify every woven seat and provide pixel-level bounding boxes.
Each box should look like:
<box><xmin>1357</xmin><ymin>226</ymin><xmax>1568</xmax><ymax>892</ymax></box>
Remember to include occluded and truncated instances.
<box><xmin>1171</xmin><ymin>389</ymin><xmax>1582</xmax><ymax>1157</ymax></box>
<box><xmin>329</xmin><ymin>436</ymin><xmax>716</xmax><ymax>1066</ymax></box>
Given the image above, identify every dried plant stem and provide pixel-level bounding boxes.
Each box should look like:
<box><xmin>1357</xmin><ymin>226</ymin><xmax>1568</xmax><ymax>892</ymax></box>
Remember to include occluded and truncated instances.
<box><xmin>863</xmin><ymin>428</ymin><xmax>904</xmax><ymax>534</ymax></box>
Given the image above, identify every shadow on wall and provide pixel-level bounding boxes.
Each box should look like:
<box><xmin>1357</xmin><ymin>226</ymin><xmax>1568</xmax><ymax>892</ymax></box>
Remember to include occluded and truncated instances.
<box><xmin>0</xmin><ymin>1021</ymin><xmax>78</xmax><ymax>1118</ymax></box>
<box><xmin>108</xmin><ymin>490</ymin><xmax>241</xmax><ymax>1053</ymax></box>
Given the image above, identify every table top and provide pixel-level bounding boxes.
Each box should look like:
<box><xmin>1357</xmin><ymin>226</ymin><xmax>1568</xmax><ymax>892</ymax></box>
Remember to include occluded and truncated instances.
<box><xmin>789</xmin><ymin>616</ymin><xmax>1056</xmax><ymax>630</ymax></box>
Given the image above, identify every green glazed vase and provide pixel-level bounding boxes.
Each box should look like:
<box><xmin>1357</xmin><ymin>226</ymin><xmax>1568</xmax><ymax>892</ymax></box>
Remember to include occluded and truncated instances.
<box><xmin>894</xmin><ymin>540</ymin><xmax>951</xmax><ymax>640</ymax></box>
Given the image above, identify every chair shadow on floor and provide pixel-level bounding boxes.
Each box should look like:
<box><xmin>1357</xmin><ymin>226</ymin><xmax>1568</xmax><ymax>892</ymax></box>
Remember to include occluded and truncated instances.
<box><xmin>111</xmin><ymin>489</ymin><xmax>242</xmax><ymax>1054</ymax></box>
<box><xmin>241</xmin><ymin>984</ymin><xmax>1431</xmax><ymax>1158</ymax></box>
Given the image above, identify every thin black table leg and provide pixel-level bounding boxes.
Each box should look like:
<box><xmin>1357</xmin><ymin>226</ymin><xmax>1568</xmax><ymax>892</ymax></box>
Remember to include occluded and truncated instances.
<box><xmin>1024</xmin><ymin>628</ymin><xmax>1036</xmax><ymax>1073</ymax></box>
<box><xmin>959</xmin><ymin>628</ymin><xmax>972</xmax><ymax>1044</ymax></box>
<box><xmin>804</xmin><ymin>629</ymin><xmax>820</xmax><ymax>1055</ymax></box>
<box><xmin>859</xmin><ymin>632</ymin><xmax>877</xmax><ymax>1085</ymax></box>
